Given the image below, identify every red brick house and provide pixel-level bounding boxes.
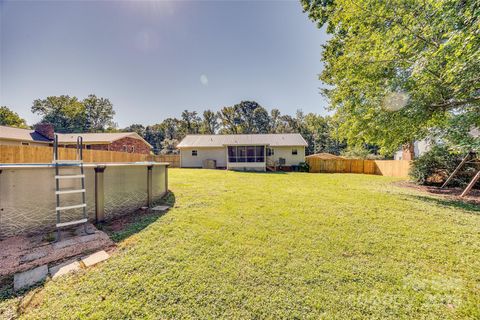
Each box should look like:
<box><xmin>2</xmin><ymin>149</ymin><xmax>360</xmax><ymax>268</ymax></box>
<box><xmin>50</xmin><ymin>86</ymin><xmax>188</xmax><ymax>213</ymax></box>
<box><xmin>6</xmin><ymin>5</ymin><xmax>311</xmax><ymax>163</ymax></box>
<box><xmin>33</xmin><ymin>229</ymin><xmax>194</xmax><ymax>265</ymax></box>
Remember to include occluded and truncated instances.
<box><xmin>0</xmin><ymin>124</ymin><xmax>152</xmax><ymax>154</ymax></box>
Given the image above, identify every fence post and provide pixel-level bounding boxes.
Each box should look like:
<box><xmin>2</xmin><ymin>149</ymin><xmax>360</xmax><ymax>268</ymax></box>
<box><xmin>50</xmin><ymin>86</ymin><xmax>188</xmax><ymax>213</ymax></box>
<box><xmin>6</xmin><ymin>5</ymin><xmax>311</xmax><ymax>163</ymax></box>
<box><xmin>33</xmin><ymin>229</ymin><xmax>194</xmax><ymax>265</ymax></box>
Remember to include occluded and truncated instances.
<box><xmin>164</xmin><ymin>165</ymin><xmax>169</xmax><ymax>196</ymax></box>
<box><xmin>147</xmin><ymin>165</ymin><xmax>153</xmax><ymax>207</ymax></box>
<box><xmin>95</xmin><ymin>165</ymin><xmax>106</xmax><ymax>223</ymax></box>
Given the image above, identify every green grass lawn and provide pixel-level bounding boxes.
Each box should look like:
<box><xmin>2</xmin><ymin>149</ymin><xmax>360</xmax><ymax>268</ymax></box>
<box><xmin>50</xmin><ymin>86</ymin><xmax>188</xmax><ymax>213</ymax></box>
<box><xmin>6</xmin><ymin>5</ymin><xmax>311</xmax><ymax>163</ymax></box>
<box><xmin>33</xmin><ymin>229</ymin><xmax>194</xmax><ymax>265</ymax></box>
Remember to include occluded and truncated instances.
<box><xmin>4</xmin><ymin>169</ymin><xmax>480</xmax><ymax>319</ymax></box>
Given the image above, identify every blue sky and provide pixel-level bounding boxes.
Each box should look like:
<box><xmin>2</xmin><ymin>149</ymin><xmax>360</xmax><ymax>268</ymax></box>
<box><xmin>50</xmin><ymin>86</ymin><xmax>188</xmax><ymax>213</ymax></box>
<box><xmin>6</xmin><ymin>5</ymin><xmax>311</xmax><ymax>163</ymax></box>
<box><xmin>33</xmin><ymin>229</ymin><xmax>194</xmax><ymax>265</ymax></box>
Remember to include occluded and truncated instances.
<box><xmin>0</xmin><ymin>0</ymin><xmax>329</xmax><ymax>127</ymax></box>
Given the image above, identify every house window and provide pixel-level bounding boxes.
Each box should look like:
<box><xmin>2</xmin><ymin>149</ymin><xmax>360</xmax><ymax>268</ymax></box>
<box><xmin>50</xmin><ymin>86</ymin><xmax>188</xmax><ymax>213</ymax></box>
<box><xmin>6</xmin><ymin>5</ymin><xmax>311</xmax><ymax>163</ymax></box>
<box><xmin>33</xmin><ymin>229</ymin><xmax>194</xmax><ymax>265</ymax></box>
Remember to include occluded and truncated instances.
<box><xmin>131</xmin><ymin>146</ymin><xmax>135</xmax><ymax>153</ymax></box>
<box><xmin>292</xmin><ymin>148</ymin><xmax>298</xmax><ymax>155</ymax></box>
<box><xmin>123</xmin><ymin>145</ymin><xmax>128</xmax><ymax>152</ymax></box>
<box><xmin>192</xmin><ymin>150</ymin><xmax>198</xmax><ymax>156</ymax></box>
<box><xmin>267</xmin><ymin>148</ymin><xmax>274</xmax><ymax>156</ymax></box>
<box><xmin>228</xmin><ymin>146</ymin><xmax>264</xmax><ymax>163</ymax></box>
<box><xmin>21</xmin><ymin>142</ymin><xmax>29</xmax><ymax>146</ymax></box>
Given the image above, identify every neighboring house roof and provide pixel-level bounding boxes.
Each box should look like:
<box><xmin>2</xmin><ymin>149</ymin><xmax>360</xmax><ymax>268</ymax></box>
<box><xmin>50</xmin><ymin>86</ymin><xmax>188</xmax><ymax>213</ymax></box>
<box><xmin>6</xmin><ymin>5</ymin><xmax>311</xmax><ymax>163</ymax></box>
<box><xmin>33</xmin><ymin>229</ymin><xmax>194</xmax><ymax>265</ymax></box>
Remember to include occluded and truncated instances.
<box><xmin>57</xmin><ymin>132</ymin><xmax>152</xmax><ymax>148</ymax></box>
<box><xmin>305</xmin><ymin>153</ymin><xmax>344</xmax><ymax>159</ymax></box>
<box><xmin>0</xmin><ymin>125</ymin><xmax>51</xmax><ymax>143</ymax></box>
<box><xmin>0</xmin><ymin>126</ymin><xmax>152</xmax><ymax>148</ymax></box>
<box><xmin>177</xmin><ymin>134</ymin><xmax>308</xmax><ymax>148</ymax></box>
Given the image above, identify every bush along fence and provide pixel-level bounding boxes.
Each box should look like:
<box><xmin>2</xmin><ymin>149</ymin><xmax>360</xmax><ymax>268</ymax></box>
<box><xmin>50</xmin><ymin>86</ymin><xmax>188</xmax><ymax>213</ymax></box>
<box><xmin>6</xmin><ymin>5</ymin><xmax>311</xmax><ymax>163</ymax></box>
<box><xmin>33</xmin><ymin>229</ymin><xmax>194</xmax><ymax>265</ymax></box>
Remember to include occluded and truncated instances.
<box><xmin>0</xmin><ymin>145</ymin><xmax>180</xmax><ymax>167</ymax></box>
<box><xmin>306</xmin><ymin>158</ymin><xmax>411</xmax><ymax>177</ymax></box>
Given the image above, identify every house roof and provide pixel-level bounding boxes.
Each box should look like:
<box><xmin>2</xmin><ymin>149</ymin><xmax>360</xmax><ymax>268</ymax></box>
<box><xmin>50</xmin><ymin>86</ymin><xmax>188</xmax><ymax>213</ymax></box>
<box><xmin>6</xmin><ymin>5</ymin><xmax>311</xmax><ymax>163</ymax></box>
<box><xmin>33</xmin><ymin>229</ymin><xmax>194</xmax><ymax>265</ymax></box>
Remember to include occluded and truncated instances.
<box><xmin>56</xmin><ymin>132</ymin><xmax>152</xmax><ymax>147</ymax></box>
<box><xmin>0</xmin><ymin>125</ymin><xmax>51</xmax><ymax>143</ymax></box>
<box><xmin>0</xmin><ymin>126</ymin><xmax>152</xmax><ymax>148</ymax></box>
<box><xmin>177</xmin><ymin>134</ymin><xmax>308</xmax><ymax>148</ymax></box>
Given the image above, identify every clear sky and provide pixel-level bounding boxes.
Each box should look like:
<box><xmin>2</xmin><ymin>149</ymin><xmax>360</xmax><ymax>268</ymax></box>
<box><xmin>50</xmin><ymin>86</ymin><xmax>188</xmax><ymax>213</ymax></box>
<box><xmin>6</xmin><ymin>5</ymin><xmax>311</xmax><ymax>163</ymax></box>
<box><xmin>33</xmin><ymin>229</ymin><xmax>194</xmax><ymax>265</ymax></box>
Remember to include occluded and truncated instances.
<box><xmin>0</xmin><ymin>0</ymin><xmax>329</xmax><ymax>128</ymax></box>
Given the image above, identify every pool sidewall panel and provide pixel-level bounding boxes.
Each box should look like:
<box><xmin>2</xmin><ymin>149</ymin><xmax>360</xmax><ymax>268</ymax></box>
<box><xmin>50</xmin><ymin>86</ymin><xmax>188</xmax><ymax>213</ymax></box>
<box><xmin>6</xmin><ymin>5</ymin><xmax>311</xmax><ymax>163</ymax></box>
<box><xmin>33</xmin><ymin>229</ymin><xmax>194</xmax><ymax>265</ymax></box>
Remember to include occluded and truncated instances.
<box><xmin>103</xmin><ymin>166</ymin><xmax>148</xmax><ymax>219</ymax></box>
<box><xmin>0</xmin><ymin>163</ymin><xmax>168</xmax><ymax>238</ymax></box>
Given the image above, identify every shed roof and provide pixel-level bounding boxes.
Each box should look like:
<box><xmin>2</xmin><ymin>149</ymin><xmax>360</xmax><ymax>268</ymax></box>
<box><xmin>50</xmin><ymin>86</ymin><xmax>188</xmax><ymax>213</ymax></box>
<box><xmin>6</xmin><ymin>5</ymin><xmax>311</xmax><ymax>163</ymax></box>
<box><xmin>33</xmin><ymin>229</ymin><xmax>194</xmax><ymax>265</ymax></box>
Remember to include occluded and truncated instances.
<box><xmin>305</xmin><ymin>153</ymin><xmax>344</xmax><ymax>159</ymax></box>
<box><xmin>0</xmin><ymin>126</ymin><xmax>51</xmax><ymax>143</ymax></box>
<box><xmin>177</xmin><ymin>134</ymin><xmax>308</xmax><ymax>148</ymax></box>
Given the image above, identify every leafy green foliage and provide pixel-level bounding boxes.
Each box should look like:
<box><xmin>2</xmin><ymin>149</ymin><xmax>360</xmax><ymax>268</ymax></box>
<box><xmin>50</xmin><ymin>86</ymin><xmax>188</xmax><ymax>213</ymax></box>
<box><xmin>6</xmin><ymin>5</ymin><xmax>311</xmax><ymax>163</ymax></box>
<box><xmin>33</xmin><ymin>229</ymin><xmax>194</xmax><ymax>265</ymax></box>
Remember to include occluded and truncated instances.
<box><xmin>180</xmin><ymin>110</ymin><xmax>201</xmax><ymax>135</ymax></box>
<box><xmin>160</xmin><ymin>138</ymin><xmax>179</xmax><ymax>155</ymax></box>
<box><xmin>341</xmin><ymin>144</ymin><xmax>383</xmax><ymax>159</ymax></box>
<box><xmin>31</xmin><ymin>95</ymin><xmax>115</xmax><ymax>133</ymax></box>
<box><xmin>83</xmin><ymin>94</ymin><xmax>116</xmax><ymax>132</ymax></box>
<box><xmin>0</xmin><ymin>106</ymin><xmax>28</xmax><ymax>128</ymax></box>
<box><xmin>302</xmin><ymin>0</ymin><xmax>480</xmax><ymax>155</ymax></box>
<box><xmin>126</xmin><ymin>101</ymin><xmax>347</xmax><ymax>155</ymax></box>
<box><xmin>7</xmin><ymin>170</ymin><xmax>480</xmax><ymax>318</ymax></box>
<box><xmin>410</xmin><ymin>145</ymin><xmax>478</xmax><ymax>186</ymax></box>
<box><xmin>200</xmin><ymin>110</ymin><xmax>219</xmax><ymax>134</ymax></box>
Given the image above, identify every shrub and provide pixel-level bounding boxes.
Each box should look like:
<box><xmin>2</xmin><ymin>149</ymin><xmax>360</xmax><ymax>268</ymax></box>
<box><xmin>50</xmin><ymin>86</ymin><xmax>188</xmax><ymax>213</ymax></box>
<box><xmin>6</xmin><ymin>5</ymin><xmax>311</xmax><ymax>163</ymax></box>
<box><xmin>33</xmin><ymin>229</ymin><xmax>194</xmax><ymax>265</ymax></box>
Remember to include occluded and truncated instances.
<box><xmin>299</xmin><ymin>162</ymin><xmax>309</xmax><ymax>172</ymax></box>
<box><xmin>409</xmin><ymin>145</ymin><xmax>477</xmax><ymax>187</ymax></box>
<box><xmin>341</xmin><ymin>145</ymin><xmax>384</xmax><ymax>160</ymax></box>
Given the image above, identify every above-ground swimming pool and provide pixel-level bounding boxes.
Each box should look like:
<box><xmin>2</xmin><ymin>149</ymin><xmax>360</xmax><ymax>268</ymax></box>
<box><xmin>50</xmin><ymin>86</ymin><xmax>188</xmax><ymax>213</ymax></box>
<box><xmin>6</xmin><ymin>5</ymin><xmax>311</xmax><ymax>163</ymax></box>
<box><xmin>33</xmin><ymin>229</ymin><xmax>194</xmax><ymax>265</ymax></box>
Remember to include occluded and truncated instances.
<box><xmin>0</xmin><ymin>162</ymin><xmax>168</xmax><ymax>238</ymax></box>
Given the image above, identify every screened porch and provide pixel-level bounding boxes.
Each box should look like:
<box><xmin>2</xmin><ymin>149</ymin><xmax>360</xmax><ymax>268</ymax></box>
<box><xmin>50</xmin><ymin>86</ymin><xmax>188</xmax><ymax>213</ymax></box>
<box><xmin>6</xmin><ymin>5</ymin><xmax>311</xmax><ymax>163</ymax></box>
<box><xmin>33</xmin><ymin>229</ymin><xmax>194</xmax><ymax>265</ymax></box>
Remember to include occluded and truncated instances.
<box><xmin>227</xmin><ymin>146</ymin><xmax>265</xmax><ymax>163</ymax></box>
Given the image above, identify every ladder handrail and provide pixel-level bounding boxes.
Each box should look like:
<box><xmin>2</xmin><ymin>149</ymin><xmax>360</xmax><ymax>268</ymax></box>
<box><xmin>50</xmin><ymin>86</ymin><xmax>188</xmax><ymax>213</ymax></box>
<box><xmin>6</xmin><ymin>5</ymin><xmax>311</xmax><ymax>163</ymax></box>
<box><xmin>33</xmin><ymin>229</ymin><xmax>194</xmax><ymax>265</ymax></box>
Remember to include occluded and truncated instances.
<box><xmin>53</xmin><ymin>134</ymin><xmax>91</xmax><ymax>241</ymax></box>
<box><xmin>76</xmin><ymin>136</ymin><xmax>83</xmax><ymax>161</ymax></box>
<box><xmin>53</xmin><ymin>134</ymin><xmax>59</xmax><ymax>161</ymax></box>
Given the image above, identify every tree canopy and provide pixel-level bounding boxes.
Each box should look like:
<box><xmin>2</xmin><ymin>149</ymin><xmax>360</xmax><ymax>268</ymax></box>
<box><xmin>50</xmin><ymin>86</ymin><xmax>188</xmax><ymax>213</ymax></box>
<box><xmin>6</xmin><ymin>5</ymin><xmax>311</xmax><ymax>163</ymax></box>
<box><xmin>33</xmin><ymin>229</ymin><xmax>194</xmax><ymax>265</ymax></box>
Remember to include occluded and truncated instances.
<box><xmin>20</xmin><ymin>95</ymin><xmax>361</xmax><ymax>156</ymax></box>
<box><xmin>128</xmin><ymin>101</ymin><xmax>346</xmax><ymax>155</ymax></box>
<box><xmin>302</xmin><ymin>0</ymin><xmax>480</xmax><ymax>154</ymax></box>
<box><xmin>32</xmin><ymin>94</ymin><xmax>116</xmax><ymax>133</ymax></box>
<box><xmin>0</xmin><ymin>106</ymin><xmax>28</xmax><ymax>128</ymax></box>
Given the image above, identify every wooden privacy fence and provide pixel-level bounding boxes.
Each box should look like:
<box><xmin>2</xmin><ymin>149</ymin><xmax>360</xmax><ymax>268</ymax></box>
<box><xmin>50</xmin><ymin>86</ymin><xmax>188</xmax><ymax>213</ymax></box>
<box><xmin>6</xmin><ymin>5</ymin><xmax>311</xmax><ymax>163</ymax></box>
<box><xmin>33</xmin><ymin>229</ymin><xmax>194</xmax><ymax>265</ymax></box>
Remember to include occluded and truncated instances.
<box><xmin>306</xmin><ymin>158</ymin><xmax>411</xmax><ymax>177</ymax></box>
<box><xmin>0</xmin><ymin>145</ymin><xmax>180</xmax><ymax>167</ymax></box>
<box><xmin>148</xmin><ymin>154</ymin><xmax>180</xmax><ymax>168</ymax></box>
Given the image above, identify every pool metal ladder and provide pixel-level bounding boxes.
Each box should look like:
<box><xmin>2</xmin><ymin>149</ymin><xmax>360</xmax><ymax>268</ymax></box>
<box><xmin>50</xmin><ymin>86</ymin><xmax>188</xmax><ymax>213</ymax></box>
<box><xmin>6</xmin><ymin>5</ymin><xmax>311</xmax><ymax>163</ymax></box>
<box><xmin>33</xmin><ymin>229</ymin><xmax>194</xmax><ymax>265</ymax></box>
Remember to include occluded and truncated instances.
<box><xmin>53</xmin><ymin>134</ymin><xmax>92</xmax><ymax>240</ymax></box>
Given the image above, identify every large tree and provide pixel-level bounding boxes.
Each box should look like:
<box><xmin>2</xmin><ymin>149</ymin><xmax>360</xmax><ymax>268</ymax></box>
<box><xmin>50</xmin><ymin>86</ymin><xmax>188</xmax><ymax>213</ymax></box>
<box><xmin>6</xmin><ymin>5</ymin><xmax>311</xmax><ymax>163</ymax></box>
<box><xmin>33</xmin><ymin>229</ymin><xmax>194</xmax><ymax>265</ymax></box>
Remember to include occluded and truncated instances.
<box><xmin>32</xmin><ymin>95</ymin><xmax>86</xmax><ymax>133</ymax></box>
<box><xmin>218</xmin><ymin>101</ymin><xmax>271</xmax><ymax>134</ymax></box>
<box><xmin>218</xmin><ymin>106</ymin><xmax>241</xmax><ymax>134</ymax></box>
<box><xmin>302</xmin><ymin>0</ymin><xmax>480</xmax><ymax>154</ymax></box>
<box><xmin>83</xmin><ymin>94</ymin><xmax>116</xmax><ymax>132</ymax></box>
<box><xmin>0</xmin><ymin>106</ymin><xmax>28</xmax><ymax>128</ymax></box>
<box><xmin>180</xmin><ymin>110</ymin><xmax>201</xmax><ymax>135</ymax></box>
<box><xmin>31</xmin><ymin>94</ymin><xmax>116</xmax><ymax>133</ymax></box>
<box><xmin>200</xmin><ymin>110</ymin><xmax>219</xmax><ymax>134</ymax></box>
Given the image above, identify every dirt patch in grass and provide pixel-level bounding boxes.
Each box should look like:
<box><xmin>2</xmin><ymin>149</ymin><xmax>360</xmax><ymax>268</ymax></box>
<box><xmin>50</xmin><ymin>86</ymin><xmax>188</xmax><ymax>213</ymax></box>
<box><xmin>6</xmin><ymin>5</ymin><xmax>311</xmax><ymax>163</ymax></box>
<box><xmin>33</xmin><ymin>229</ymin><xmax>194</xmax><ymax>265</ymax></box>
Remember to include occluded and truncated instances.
<box><xmin>98</xmin><ymin>191</ymin><xmax>175</xmax><ymax>242</ymax></box>
<box><xmin>394</xmin><ymin>181</ymin><xmax>480</xmax><ymax>206</ymax></box>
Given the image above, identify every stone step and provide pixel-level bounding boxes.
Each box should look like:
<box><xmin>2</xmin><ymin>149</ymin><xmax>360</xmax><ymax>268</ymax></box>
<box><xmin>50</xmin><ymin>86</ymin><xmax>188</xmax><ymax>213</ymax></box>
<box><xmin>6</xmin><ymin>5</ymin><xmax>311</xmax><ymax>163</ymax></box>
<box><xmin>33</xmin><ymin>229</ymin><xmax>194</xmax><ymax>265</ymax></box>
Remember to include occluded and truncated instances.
<box><xmin>49</xmin><ymin>260</ymin><xmax>81</xmax><ymax>279</ymax></box>
<box><xmin>14</xmin><ymin>265</ymin><xmax>48</xmax><ymax>291</ymax></box>
<box><xmin>81</xmin><ymin>250</ymin><xmax>110</xmax><ymax>267</ymax></box>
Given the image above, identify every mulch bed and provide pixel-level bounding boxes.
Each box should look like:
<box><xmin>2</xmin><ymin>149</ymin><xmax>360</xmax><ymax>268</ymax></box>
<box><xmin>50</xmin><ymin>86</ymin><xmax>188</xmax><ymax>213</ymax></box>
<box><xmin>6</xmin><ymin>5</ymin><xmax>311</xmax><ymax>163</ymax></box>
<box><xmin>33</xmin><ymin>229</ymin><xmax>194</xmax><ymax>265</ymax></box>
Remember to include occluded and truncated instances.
<box><xmin>394</xmin><ymin>181</ymin><xmax>480</xmax><ymax>206</ymax></box>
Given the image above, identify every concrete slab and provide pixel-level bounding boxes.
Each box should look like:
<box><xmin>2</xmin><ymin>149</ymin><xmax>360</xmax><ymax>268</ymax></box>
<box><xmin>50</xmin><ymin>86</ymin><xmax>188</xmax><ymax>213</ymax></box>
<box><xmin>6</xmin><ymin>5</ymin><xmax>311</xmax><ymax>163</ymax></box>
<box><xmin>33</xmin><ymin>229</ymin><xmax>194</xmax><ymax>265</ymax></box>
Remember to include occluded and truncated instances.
<box><xmin>53</xmin><ymin>233</ymin><xmax>99</xmax><ymax>250</ymax></box>
<box><xmin>49</xmin><ymin>260</ymin><xmax>81</xmax><ymax>279</ymax></box>
<box><xmin>151</xmin><ymin>205</ymin><xmax>170</xmax><ymax>212</ymax></box>
<box><xmin>14</xmin><ymin>265</ymin><xmax>48</xmax><ymax>291</ymax></box>
<box><xmin>81</xmin><ymin>250</ymin><xmax>110</xmax><ymax>267</ymax></box>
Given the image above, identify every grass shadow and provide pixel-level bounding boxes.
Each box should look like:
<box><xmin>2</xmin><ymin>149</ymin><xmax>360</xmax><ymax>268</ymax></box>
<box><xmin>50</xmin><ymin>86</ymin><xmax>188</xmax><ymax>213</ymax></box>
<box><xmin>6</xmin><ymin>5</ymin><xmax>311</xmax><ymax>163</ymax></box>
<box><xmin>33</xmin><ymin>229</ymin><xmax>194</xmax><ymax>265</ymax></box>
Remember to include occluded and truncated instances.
<box><xmin>409</xmin><ymin>194</ymin><xmax>480</xmax><ymax>214</ymax></box>
<box><xmin>98</xmin><ymin>191</ymin><xmax>176</xmax><ymax>243</ymax></box>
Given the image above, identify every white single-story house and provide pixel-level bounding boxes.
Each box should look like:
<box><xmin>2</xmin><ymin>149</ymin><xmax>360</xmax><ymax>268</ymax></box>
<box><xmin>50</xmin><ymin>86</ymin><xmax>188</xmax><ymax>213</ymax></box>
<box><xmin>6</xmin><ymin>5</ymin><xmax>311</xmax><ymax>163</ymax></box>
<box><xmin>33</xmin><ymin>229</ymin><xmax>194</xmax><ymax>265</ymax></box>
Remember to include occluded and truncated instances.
<box><xmin>177</xmin><ymin>133</ymin><xmax>308</xmax><ymax>171</ymax></box>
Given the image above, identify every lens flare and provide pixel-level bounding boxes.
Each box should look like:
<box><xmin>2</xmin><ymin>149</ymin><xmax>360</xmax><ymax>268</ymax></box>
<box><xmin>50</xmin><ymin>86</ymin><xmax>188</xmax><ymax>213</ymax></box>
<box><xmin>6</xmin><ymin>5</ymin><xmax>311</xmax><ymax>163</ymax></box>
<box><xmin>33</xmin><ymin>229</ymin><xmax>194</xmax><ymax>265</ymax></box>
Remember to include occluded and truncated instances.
<box><xmin>383</xmin><ymin>91</ymin><xmax>409</xmax><ymax>111</ymax></box>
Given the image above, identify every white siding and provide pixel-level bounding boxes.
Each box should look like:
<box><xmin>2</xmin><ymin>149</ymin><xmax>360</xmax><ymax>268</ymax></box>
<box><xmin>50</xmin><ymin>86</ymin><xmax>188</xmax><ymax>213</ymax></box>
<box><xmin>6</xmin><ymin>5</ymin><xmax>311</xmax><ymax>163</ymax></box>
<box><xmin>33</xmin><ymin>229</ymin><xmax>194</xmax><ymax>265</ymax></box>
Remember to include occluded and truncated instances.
<box><xmin>180</xmin><ymin>147</ymin><xmax>226</xmax><ymax>168</ymax></box>
<box><xmin>268</xmin><ymin>146</ymin><xmax>305</xmax><ymax>165</ymax></box>
<box><xmin>227</xmin><ymin>162</ymin><xmax>265</xmax><ymax>171</ymax></box>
